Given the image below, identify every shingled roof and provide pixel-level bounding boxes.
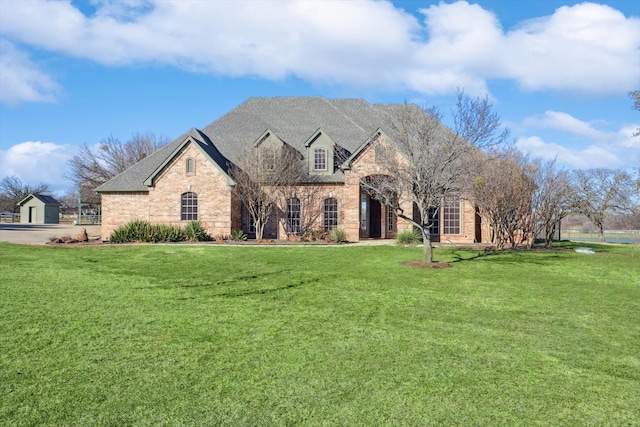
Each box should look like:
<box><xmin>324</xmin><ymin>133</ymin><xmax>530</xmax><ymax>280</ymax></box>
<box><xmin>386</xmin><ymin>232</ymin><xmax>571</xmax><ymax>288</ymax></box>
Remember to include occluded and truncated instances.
<box><xmin>17</xmin><ymin>194</ymin><xmax>61</xmax><ymax>206</ymax></box>
<box><xmin>96</xmin><ymin>97</ymin><xmax>404</xmax><ymax>192</ymax></box>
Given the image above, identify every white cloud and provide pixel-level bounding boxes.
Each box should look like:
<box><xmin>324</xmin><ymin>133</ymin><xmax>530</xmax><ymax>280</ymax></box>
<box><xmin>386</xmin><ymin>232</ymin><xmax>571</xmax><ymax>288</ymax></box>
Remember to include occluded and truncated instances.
<box><xmin>523</xmin><ymin>111</ymin><xmax>608</xmax><ymax>140</ymax></box>
<box><xmin>0</xmin><ymin>40</ymin><xmax>61</xmax><ymax>105</ymax></box>
<box><xmin>516</xmin><ymin>135</ymin><xmax>622</xmax><ymax>169</ymax></box>
<box><xmin>517</xmin><ymin>111</ymin><xmax>640</xmax><ymax>169</ymax></box>
<box><xmin>503</xmin><ymin>3</ymin><xmax>640</xmax><ymax>93</ymax></box>
<box><xmin>0</xmin><ymin>141</ymin><xmax>75</xmax><ymax>191</ymax></box>
<box><xmin>0</xmin><ymin>0</ymin><xmax>637</xmax><ymax>102</ymax></box>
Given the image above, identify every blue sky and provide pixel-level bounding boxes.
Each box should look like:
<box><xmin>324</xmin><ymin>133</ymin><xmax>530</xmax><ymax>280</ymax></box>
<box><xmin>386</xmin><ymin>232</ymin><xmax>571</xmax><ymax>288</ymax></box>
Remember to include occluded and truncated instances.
<box><xmin>0</xmin><ymin>0</ymin><xmax>638</xmax><ymax>195</ymax></box>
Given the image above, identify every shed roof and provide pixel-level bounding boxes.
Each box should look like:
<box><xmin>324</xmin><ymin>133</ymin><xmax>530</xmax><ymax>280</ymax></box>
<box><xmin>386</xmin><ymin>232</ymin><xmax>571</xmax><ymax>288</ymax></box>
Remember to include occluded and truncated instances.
<box><xmin>17</xmin><ymin>194</ymin><xmax>61</xmax><ymax>206</ymax></box>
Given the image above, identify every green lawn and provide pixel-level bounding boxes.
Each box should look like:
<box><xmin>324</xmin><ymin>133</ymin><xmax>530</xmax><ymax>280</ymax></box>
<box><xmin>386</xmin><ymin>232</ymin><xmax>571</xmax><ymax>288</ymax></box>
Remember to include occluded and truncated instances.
<box><xmin>1</xmin><ymin>242</ymin><xmax>638</xmax><ymax>426</ymax></box>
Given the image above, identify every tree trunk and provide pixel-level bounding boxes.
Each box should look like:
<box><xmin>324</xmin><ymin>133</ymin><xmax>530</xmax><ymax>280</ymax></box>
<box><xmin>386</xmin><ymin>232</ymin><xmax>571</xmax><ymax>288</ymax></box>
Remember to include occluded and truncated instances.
<box><xmin>597</xmin><ymin>223</ymin><xmax>605</xmax><ymax>243</ymax></box>
<box><xmin>421</xmin><ymin>226</ymin><xmax>433</xmax><ymax>263</ymax></box>
<box><xmin>256</xmin><ymin>219</ymin><xmax>265</xmax><ymax>240</ymax></box>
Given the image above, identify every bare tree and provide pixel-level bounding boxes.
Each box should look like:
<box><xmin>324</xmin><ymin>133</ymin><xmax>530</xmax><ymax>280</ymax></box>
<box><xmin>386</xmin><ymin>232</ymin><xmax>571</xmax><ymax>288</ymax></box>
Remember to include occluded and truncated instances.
<box><xmin>570</xmin><ymin>168</ymin><xmax>635</xmax><ymax>242</ymax></box>
<box><xmin>531</xmin><ymin>158</ymin><xmax>574</xmax><ymax>248</ymax></box>
<box><xmin>472</xmin><ymin>147</ymin><xmax>536</xmax><ymax>249</ymax></box>
<box><xmin>368</xmin><ymin>91</ymin><xmax>509</xmax><ymax>262</ymax></box>
<box><xmin>230</xmin><ymin>144</ymin><xmax>304</xmax><ymax>239</ymax></box>
<box><xmin>65</xmin><ymin>131</ymin><xmax>168</xmax><ymax>190</ymax></box>
<box><xmin>630</xmin><ymin>91</ymin><xmax>640</xmax><ymax>193</ymax></box>
<box><xmin>0</xmin><ymin>176</ymin><xmax>50</xmax><ymax>212</ymax></box>
<box><xmin>630</xmin><ymin>90</ymin><xmax>640</xmax><ymax>137</ymax></box>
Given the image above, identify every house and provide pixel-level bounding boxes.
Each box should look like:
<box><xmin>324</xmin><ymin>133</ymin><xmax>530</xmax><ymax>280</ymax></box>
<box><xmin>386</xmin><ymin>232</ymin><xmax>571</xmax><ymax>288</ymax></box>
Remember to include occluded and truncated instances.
<box><xmin>17</xmin><ymin>194</ymin><xmax>61</xmax><ymax>224</ymax></box>
<box><xmin>96</xmin><ymin>97</ymin><xmax>489</xmax><ymax>243</ymax></box>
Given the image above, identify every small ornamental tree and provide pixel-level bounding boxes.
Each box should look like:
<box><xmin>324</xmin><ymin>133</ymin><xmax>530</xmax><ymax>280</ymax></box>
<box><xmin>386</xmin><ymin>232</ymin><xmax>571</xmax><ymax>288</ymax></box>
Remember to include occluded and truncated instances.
<box><xmin>230</xmin><ymin>143</ymin><xmax>304</xmax><ymax>239</ymax></box>
<box><xmin>367</xmin><ymin>91</ymin><xmax>509</xmax><ymax>263</ymax></box>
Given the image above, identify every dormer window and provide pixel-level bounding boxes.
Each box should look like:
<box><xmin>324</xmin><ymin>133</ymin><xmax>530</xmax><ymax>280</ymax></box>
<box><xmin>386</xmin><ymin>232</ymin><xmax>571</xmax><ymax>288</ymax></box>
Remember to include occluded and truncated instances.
<box><xmin>314</xmin><ymin>148</ymin><xmax>327</xmax><ymax>171</ymax></box>
<box><xmin>186</xmin><ymin>158</ymin><xmax>195</xmax><ymax>175</ymax></box>
<box><xmin>263</xmin><ymin>148</ymin><xmax>275</xmax><ymax>170</ymax></box>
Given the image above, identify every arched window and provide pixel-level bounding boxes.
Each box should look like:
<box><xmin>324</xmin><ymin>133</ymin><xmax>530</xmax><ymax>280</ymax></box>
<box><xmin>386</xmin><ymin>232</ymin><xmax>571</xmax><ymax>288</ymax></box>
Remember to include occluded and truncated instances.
<box><xmin>324</xmin><ymin>198</ymin><xmax>338</xmax><ymax>231</ymax></box>
<box><xmin>314</xmin><ymin>148</ymin><xmax>327</xmax><ymax>171</ymax></box>
<box><xmin>186</xmin><ymin>158</ymin><xmax>195</xmax><ymax>175</ymax></box>
<box><xmin>181</xmin><ymin>192</ymin><xmax>198</xmax><ymax>220</ymax></box>
<box><xmin>286</xmin><ymin>197</ymin><xmax>301</xmax><ymax>234</ymax></box>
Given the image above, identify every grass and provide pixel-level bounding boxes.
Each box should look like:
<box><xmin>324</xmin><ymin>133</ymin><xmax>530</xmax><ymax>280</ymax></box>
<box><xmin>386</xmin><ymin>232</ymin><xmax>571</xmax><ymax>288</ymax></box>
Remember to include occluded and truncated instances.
<box><xmin>1</xmin><ymin>242</ymin><xmax>639</xmax><ymax>426</ymax></box>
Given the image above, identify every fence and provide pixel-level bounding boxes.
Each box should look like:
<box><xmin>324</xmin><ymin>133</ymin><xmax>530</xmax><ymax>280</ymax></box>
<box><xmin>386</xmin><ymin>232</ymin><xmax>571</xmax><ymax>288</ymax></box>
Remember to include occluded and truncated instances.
<box><xmin>562</xmin><ymin>229</ymin><xmax>640</xmax><ymax>244</ymax></box>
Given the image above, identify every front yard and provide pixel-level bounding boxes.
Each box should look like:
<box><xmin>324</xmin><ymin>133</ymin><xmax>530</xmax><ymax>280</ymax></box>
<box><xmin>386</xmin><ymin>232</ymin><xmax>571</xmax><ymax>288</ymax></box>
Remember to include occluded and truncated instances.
<box><xmin>1</xmin><ymin>242</ymin><xmax>638</xmax><ymax>425</ymax></box>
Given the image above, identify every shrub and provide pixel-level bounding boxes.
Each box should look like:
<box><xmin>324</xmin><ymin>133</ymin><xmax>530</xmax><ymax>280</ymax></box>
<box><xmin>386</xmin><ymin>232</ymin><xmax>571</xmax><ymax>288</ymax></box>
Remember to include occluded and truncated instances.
<box><xmin>184</xmin><ymin>221</ymin><xmax>211</xmax><ymax>242</ymax></box>
<box><xmin>109</xmin><ymin>219</ymin><xmax>154</xmax><ymax>243</ymax></box>
<box><xmin>302</xmin><ymin>228</ymin><xmax>328</xmax><ymax>242</ymax></box>
<box><xmin>229</xmin><ymin>230</ymin><xmax>247</xmax><ymax>241</ymax></box>
<box><xmin>153</xmin><ymin>224</ymin><xmax>186</xmax><ymax>242</ymax></box>
<box><xmin>328</xmin><ymin>228</ymin><xmax>347</xmax><ymax>243</ymax></box>
<box><xmin>396</xmin><ymin>229</ymin><xmax>422</xmax><ymax>244</ymax></box>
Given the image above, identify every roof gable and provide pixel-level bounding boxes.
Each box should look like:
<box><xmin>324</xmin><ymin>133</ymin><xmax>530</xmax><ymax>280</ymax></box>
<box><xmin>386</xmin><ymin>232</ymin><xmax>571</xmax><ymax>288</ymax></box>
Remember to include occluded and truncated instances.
<box><xmin>95</xmin><ymin>97</ymin><xmax>449</xmax><ymax>192</ymax></box>
<box><xmin>17</xmin><ymin>194</ymin><xmax>60</xmax><ymax>206</ymax></box>
<box><xmin>143</xmin><ymin>135</ymin><xmax>234</xmax><ymax>187</ymax></box>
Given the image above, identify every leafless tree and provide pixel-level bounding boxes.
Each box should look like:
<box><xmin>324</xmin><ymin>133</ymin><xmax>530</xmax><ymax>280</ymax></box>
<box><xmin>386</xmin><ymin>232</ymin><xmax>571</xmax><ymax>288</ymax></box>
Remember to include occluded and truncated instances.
<box><xmin>369</xmin><ymin>91</ymin><xmax>509</xmax><ymax>262</ymax></box>
<box><xmin>0</xmin><ymin>176</ymin><xmax>50</xmax><ymax>212</ymax></box>
<box><xmin>230</xmin><ymin>144</ymin><xmax>304</xmax><ymax>239</ymax></box>
<box><xmin>472</xmin><ymin>147</ymin><xmax>536</xmax><ymax>249</ymax></box>
<box><xmin>570</xmin><ymin>168</ymin><xmax>635</xmax><ymax>242</ymax></box>
<box><xmin>275</xmin><ymin>185</ymin><xmax>326</xmax><ymax>239</ymax></box>
<box><xmin>630</xmin><ymin>90</ymin><xmax>640</xmax><ymax>137</ymax></box>
<box><xmin>65</xmin><ymin>132</ymin><xmax>169</xmax><ymax>190</ymax></box>
<box><xmin>630</xmin><ymin>91</ymin><xmax>640</xmax><ymax>193</ymax></box>
<box><xmin>531</xmin><ymin>158</ymin><xmax>574</xmax><ymax>248</ymax></box>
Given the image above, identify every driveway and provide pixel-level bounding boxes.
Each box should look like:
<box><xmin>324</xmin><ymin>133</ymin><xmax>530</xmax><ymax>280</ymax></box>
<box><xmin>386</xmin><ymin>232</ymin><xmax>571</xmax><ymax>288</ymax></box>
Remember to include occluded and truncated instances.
<box><xmin>0</xmin><ymin>223</ymin><xmax>102</xmax><ymax>245</ymax></box>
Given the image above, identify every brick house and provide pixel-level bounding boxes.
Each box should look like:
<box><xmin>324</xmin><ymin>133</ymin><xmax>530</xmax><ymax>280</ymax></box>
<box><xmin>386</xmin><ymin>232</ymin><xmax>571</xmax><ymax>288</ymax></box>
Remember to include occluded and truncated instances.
<box><xmin>96</xmin><ymin>97</ymin><xmax>489</xmax><ymax>243</ymax></box>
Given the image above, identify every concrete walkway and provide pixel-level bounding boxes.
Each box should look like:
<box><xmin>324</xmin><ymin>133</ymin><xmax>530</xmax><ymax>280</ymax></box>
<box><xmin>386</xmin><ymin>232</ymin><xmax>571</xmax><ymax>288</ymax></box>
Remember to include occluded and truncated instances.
<box><xmin>0</xmin><ymin>223</ymin><xmax>102</xmax><ymax>245</ymax></box>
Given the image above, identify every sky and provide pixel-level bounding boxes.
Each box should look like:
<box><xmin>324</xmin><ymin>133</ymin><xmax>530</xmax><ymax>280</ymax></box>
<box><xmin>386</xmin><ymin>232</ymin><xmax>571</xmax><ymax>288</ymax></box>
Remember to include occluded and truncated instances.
<box><xmin>0</xmin><ymin>0</ymin><xmax>639</xmax><ymax>196</ymax></box>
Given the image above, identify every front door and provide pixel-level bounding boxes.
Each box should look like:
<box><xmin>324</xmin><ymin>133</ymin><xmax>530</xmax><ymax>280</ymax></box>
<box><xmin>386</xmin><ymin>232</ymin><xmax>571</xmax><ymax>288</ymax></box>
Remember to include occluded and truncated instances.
<box><xmin>370</xmin><ymin>199</ymin><xmax>382</xmax><ymax>238</ymax></box>
<box><xmin>29</xmin><ymin>206</ymin><xmax>36</xmax><ymax>223</ymax></box>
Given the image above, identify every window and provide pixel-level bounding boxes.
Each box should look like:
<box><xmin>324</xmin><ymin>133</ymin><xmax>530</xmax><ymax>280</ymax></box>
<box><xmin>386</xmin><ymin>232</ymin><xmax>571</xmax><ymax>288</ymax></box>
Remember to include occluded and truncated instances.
<box><xmin>360</xmin><ymin>194</ymin><xmax>367</xmax><ymax>230</ymax></box>
<box><xmin>443</xmin><ymin>197</ymin><xmax>460</xmax><ymax>234</ymax></box>
<box><xmin>186</xmin><ymin>158</ymin><xmax>195</xmax><ymax>175</ymax></box>
<box><xmin>324</xmin><ymin>198</ymin><xmax>338</xmax><ymax>231</ymax></box>
<box><xmin>388</xmin><ymin>206</ymin><xmax>394</xmax><ymax>231</ymax></box>
<box><xmin>242</xmin><ymin>204</ymin><xmax>256</xmax><ymax>234</ymax></box>
<box><xmin>181</xmin><ymin>192</ymin><xmax>198</xmax><ymax>221</ymax></box>
<box><xmin>263</xmin><ymin>148</ymin><xmax>275</xmax><ymax>170</ymax></box>
<box><xmin>428</xmin><ymin>207</ymin><xmax>439</xmax><ymax>235</ymax></box>
<box><xmin>314</xmin><ymin>148</ymin><xmax>327</xmax><ymax>171</ymax></box>
<box><xmin>286</xmin><ymin>197</ymin><xmax>301</xmax><ymax>234</ymax></box>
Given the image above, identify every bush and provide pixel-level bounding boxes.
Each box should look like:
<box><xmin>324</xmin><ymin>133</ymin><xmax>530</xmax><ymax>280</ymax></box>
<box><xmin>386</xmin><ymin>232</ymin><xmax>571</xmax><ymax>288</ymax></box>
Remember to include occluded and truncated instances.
<box><xmin>184</xmin><ymin>221</ymin><xmax>211</xmax><ymax>242</ymax></box>
<box><xmin>109</xmin><ymin>219</ymin><xmax>154</xmax><ymax>243</ymax></box>
<box><xmin>328</xmin><ymin>228</ymin><xmax>347</xmax><ymax>243</ymax></box>
<box><xmin>153</xmin><ymin>224</ymin><xmax>186</xmax><ymax>242</ymax></box>
<box><xmin>109</xmin><ymin>220</ymin><xmax>208</xmax><ymax>243</ymax></box>
<box><xmin>301</xmin><ymin>228</ymin><xmax>328</xmax><ymax>242</ymax></box>
<box><xmin>229</xmin><ymin>230</ymin><xmax>247</xmax><ymax>241</ymax></box>
<box><xmin>396</xmin><ymin>229</ymin><xmax>422</xmax><ymax>244</ymax></box>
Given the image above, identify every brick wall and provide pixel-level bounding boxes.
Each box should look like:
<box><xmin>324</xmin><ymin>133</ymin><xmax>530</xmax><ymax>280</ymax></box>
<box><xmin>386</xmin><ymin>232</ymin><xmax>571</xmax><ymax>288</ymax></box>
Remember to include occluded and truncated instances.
<box><xmin>148</xmin><ymin>143</ymin><xmax>233</xmax><ymax>237</ymax></box>
<box><xmin>100</xmin><ymin>142</ymin><xmax>234</xmax><ymax>240</ymax></box>
<box><xmin>100</xmin><ymin>191</ymin><xmax>149</xmax><ymax>239</ymax></box>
